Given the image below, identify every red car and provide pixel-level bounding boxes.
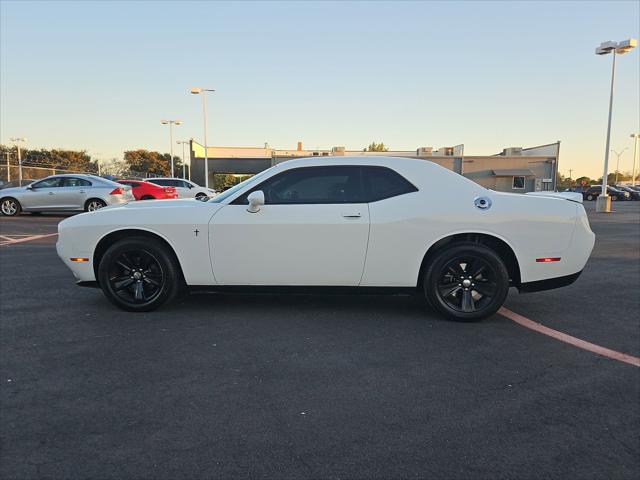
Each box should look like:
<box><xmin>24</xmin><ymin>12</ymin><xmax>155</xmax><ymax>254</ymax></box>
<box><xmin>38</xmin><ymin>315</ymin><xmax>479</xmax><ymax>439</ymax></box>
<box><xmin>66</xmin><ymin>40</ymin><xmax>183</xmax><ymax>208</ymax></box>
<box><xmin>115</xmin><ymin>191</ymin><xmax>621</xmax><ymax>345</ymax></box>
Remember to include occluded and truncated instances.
<box><xmin>116</xmin><ymin>179</ymin><xmax>178</xmax><ymax>200</ymax></box>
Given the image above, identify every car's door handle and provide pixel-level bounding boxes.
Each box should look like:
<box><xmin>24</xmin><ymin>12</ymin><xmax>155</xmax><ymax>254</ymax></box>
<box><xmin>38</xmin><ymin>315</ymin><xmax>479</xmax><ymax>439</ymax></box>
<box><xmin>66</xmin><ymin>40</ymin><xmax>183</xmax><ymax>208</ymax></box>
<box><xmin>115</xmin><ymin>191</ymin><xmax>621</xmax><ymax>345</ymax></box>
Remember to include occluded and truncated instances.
<box><xmin>79</xmin><ymin>190</ymin><xmax>86</xmax><ymax>194</ymax></box>
<box><xmin>342</xmin><ymin>212</ymin><xmax>361</xmax><ymax>218</ymax></box>
<box><xmin>48</xmin><ymin>192</ymin><xmax>55</xmax><ymax>195</ymax></box>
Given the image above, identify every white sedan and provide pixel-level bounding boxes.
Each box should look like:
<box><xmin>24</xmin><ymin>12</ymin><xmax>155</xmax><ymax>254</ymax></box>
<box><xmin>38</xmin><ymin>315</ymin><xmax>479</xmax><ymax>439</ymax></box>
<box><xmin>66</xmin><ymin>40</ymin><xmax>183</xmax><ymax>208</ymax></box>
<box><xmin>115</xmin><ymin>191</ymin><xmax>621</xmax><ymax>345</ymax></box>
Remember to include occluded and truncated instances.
<box><xmin>145</xmin><ymin>178</ymin><xmax>217</xmax><ymax>201</ymax></box>
<box><xmin>56</xmin><ymin>156</ymin><xmax>595</xmax><ymax>320</ymax></box>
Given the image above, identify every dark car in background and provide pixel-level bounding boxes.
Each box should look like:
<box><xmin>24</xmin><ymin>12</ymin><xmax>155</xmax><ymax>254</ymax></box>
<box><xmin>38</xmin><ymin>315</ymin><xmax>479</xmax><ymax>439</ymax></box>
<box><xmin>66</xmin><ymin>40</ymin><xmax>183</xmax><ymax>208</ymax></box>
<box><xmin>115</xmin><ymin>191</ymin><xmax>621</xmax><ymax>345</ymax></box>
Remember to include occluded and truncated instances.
<box><xmin>582</xmin><ymin>186</ymin><xmax>631</xmax><ymax>201</ymax></box>
<box><xmin>614</xmin><ymin>185</ymin><xmax>640</xmax><ymax>200</ymax></box>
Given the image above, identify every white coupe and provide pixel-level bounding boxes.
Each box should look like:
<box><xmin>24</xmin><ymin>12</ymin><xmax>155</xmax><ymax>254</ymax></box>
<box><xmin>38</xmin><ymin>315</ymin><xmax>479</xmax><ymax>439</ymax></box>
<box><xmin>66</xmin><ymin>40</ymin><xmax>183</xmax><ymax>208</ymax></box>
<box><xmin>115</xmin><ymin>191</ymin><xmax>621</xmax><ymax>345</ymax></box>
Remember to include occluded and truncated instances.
<box><xmin>56</xmin><ymin>156</ymin><xmax>595</xmax><ymax>320</ymax></box>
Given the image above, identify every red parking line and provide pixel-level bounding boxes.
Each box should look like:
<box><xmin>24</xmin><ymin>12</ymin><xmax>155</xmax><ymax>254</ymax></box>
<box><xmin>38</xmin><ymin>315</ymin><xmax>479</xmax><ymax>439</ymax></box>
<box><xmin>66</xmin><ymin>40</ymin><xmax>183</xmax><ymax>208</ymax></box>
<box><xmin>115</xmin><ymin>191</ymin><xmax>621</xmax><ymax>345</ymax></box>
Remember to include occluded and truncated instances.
<box><xmin>499</xmin><ymin>307</ymin><xmax>640</xmax><ymax>368</ymax></box>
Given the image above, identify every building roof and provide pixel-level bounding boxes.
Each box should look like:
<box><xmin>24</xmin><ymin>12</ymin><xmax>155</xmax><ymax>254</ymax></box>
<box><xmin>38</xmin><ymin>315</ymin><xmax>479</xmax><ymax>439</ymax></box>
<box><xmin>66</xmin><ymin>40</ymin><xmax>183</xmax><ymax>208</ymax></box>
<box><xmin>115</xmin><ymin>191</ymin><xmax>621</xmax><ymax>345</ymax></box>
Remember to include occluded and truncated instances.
<box><xmin>492</xmin><ymin>169</ymin><xmax>535</xmax><ymax>177</ymax></box>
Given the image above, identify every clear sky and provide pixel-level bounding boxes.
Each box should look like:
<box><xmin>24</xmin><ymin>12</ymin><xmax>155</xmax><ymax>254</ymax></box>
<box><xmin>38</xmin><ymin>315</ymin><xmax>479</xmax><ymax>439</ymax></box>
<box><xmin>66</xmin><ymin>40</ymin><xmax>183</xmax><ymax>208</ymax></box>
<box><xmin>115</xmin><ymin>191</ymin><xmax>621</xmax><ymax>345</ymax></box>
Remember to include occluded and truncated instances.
<box><xmin>1</xmin><ymin>0</ymin><xmax>638</xmax><ymax>178</ymax></box>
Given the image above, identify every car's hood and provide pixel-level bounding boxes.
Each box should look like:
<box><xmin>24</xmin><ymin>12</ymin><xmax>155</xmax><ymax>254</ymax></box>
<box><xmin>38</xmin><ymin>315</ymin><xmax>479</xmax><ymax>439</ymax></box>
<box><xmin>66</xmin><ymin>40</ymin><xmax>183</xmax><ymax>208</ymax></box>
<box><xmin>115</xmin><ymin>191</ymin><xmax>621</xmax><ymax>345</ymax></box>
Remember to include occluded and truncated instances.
<box><xmin>119</xmin><ymin>198</ymin><xmax>204</xmax><ymax>210</ymax></box>
<box><xmin>0</xmin><ymin>186</ymin><xmax>27</xmax><ymax>194</ymax></box>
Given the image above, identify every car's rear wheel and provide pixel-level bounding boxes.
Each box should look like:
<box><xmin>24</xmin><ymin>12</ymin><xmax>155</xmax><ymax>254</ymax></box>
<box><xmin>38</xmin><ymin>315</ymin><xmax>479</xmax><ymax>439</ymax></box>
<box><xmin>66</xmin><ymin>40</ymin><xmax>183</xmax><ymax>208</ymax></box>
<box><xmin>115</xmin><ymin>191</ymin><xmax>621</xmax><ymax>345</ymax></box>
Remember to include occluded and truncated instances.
<box><xmin>611</xmin><ymin>195</ymin><xmax>617</xmax><ymax>201</ymax></box>
<box><xmin>423</xmin><ymin>242</ymin><xmax>510</xmax><ymax>321</ymax></box>
<box><xmin>586</xmin><ymin>194</ymin><xmax>594</xmax><ymax>201</ymax></box>
<box><xmin>85</xmin><ymin>199</ymin><xmax>107</xmax><ymax>211</ymax></box>
<box><xmin>141</xmin><ymin>195</ymin><xmax>155</xmax><ymax>200</ymax></box>
<box><xmin>98</xmin><ymin>237</ymin><xmax>182</xmax><ymax>312</ymax></box>
<box><xmin>0</xmin><ymin>198</ymin><xmax>21</xmax><ymax>216</ymax></box>
<box><xmin>195</xmin><ymin>193</ymin><xmax>208</xmax><ymax>201</ymax></box>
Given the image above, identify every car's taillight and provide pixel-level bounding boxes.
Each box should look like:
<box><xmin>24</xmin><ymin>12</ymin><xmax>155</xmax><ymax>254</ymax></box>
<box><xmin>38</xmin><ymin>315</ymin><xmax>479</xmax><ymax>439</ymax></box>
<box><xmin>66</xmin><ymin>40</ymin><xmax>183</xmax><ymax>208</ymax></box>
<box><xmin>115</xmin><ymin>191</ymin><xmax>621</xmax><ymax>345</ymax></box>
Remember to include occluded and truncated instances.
<box><xmin>109</xmin><ymin>187</ymin><xmax>123</xmax><ymax>195</ymax></box>
<box><xmin>163</xmin><ymin>188</ymin><xmax>174</xmax><ymax>193</ymax></box>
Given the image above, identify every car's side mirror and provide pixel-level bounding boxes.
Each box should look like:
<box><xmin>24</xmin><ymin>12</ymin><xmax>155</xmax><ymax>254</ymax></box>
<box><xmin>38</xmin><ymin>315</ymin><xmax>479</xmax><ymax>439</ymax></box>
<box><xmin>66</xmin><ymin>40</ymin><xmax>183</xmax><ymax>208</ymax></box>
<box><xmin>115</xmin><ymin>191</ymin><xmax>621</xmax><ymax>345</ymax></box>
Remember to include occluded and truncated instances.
<box><xmin>26</xmin><ymin>184</ymin><xmax>33</xmax><ymax>190</ymax></box>
<box><xmin>188</xmin><ymin>184</ymin><xmax>194</xmax><ymax>189</ymax></box>
<box><xmin>246</xmin><ymin>190</ymin><xmax>265</xmax><ymax>213</ymax></box>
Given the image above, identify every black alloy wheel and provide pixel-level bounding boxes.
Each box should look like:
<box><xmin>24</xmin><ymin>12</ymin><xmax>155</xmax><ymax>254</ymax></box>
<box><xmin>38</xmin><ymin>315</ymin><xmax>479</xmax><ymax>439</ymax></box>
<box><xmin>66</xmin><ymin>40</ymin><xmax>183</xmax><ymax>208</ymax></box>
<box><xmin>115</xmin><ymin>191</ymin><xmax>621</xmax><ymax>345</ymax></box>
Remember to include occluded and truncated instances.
<box><xmin>98</xmin><ymin>237</ymin><xmax>182</xmax><ymax>311</ymax></box>
<box><xmin>424</xmin><ymin>242</ymin><xmax>509</xmax><ymax>321</ymax></box>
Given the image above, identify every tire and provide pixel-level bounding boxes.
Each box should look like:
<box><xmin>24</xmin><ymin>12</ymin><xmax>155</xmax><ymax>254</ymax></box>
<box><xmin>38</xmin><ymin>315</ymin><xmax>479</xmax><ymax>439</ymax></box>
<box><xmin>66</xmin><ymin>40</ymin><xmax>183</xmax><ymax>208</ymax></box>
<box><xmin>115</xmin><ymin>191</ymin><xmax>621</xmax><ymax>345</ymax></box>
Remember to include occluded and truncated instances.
<box><xmin>586</xmin><ymin>194</ymin><xmax>594</xmax><ymax>201</ymax></box>
<box><xmin>0</xmin><ymin>197</ymin><xmax>21</xmax><ymax>216</ymax></box>
<box><xmin>141</xmin><ymin>195</ymin><xmax>155</xmax><ymax>200</ymax></box>
<box><xmin>85</xmin><ymin>199</ymin><xmax>107</xmax><ymax>212</ymax></box>
<box><xmin>423</xmin><ymin>242</ymin><xmax>510</xmax><ymax>321</ymax></box>
<box><xmin>195</xmin><ymin>193</ymin><xmax>208</xmax><ymax>201</ymax></box>
<box><xmin>611</xmin><ymin>196</ymin><xmax>617</xmax><ymax>201</ymax></box>
<box><xmin>97</xmin><ymin>237</ymin><xmax>182</xmax><ymax>312</ymax></box>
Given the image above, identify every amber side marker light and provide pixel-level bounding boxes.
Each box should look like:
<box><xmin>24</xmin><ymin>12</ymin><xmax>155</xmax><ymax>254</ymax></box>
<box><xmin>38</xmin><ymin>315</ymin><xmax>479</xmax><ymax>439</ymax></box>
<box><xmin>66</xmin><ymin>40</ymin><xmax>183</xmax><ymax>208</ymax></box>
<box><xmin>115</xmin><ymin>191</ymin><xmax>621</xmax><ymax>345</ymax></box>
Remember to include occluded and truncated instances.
<box><xmin>536</xmin><ymin>257</ymin><xmax>561</xmax><ymax>263</ymax></box>
<box><xmin>69</xmin><ymin>257</ymin><xmax>89</xmax><ymax>262</ymax></box>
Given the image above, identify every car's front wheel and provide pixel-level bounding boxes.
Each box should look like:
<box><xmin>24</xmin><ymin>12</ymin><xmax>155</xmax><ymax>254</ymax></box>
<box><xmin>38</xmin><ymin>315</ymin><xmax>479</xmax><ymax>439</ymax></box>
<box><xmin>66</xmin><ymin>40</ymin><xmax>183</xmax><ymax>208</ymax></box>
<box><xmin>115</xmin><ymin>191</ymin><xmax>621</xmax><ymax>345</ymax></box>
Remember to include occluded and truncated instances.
<box><xmin>586</xmin><ymin>194</ymin><xmax>594</xmax><ymax>201</ymax></box>
<box><xmin>611</xmin><ymin>196</ymin><xmax>617</xmax><ymax>201</ymax></box>
<box><xmin>423</xmin><ymin>242</ymin><xmax>510</xmax><ymax>321</ymax></box>
<box><xmin>195</xmin><ymin>193</ymin><xmax>208</xmax><ymax>201</ymax></box>
<box><xmin>97</xmin><ymin>237</ymin><xmax>183</xmax><ymax>312</ymax></box>
<box><xmin>0</xmin><ymin>197</ymin><xmax>21</xmax><ymax>216</ymax></box>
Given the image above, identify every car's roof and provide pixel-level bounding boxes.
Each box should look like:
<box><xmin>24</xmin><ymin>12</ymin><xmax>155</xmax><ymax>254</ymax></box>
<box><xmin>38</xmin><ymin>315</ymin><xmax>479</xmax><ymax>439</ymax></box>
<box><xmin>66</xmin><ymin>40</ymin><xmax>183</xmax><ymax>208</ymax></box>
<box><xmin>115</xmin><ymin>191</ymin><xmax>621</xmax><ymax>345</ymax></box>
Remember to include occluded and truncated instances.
<box><xmin>272</xmin><ymin>155</ymin><xmax>433</xmax><ymax>169</ymax></box>
<box><xmin>147</xmin><ymin>177</ymin><xmax>188</xmax><ymax>180</ymax></box>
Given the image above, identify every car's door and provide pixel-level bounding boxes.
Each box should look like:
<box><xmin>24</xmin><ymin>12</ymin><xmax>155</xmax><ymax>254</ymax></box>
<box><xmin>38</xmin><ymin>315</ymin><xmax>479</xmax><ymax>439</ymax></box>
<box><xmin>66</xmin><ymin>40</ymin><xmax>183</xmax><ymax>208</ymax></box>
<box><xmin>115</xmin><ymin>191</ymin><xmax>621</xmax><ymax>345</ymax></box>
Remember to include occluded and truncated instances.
<box><xmin>57</xmin><ymin>177</ymin><xmax>92</xmax><ymax>209</ymax></box>
<box><xmin>176</xmin><ymin>180</ymin><xmax>195</xmax><ymax>198</ymax></box>
<box><xmin>210</xmin><ymin>166</ymin><xmax>370</xmax><ymax>286</ymax></box>
<box><xmin>20</xmin><ymin>177</ymin><xmax>64</xmax><ymax>210</ymax></box>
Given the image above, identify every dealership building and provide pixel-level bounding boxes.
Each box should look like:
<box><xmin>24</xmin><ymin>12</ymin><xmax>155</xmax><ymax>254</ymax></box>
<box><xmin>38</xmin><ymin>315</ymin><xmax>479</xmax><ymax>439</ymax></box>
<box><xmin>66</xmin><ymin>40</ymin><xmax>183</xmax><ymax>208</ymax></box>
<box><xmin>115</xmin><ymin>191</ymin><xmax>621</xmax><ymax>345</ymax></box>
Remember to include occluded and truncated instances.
<box><xmin>187</xmin><ymin>141</ymin><xmax>560</xmax><ymax>193</ymax></box>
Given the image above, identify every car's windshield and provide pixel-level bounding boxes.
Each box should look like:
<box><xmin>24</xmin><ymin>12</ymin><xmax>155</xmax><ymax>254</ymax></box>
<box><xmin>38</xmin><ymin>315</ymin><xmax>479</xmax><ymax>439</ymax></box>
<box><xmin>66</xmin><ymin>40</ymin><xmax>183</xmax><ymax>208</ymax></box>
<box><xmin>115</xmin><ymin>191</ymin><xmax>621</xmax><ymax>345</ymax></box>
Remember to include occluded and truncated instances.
<box><xmin>207</xmin><ymin>168</ymin><xmax>274</xmax><ymax>203</ymax></box>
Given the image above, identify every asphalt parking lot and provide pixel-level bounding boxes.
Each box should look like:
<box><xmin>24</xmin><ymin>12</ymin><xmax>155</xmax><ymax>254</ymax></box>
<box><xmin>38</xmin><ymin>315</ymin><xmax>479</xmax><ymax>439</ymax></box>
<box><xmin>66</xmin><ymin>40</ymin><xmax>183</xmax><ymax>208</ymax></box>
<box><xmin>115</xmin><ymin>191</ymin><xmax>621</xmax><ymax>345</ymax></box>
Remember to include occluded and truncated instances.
<box><xmin>1</xmin><ymin>202</ymin><xmax>639</xmax><ymax>479</ymax></box>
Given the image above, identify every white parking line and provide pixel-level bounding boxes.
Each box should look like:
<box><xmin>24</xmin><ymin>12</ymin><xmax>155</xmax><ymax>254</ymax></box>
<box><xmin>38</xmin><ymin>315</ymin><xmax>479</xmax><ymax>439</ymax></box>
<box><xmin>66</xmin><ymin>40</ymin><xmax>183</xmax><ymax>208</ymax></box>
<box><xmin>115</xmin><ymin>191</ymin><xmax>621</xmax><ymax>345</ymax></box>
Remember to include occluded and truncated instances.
<box><xmin>0</xmin><ymin>233</ymin><xmax>58</xmax><ymax>246</ymax></box>
<box><xmin>499</xmin><ymin>307</ymin><xmax>640</xmax><ymax>368</ymax></box>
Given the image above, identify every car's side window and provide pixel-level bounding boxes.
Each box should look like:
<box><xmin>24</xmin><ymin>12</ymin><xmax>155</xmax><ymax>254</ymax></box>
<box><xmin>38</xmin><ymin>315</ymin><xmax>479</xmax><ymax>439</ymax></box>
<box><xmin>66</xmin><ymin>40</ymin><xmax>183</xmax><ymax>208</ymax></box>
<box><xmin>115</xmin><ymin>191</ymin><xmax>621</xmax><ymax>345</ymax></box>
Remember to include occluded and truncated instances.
<box><xmin>151</xmin><ymin>179</ymin><xmax>170</xmax><ymax>187</ymax></box>
<box><xmin>233</xmin><ymin>166</ymin><xmax>364</xmax><ymax>205</ymax></box>
<box><xmin>32</xmin><ymin>178</ymin><xmax>63</xmax><ymax>188</ymax></box>
<box><xmin>63</xmin><ymin>178</ymin><xmax>92</xmax><ymax>187</ymax></box>
<box><xmin>362</xmin><ymin>166</ymin><xmax>418</xmax><ymax>202</ymax></box>
<box><xmin>178</xmin><ymin>180</ymin><xmax>191</xmax><ymax>188</ymax></box>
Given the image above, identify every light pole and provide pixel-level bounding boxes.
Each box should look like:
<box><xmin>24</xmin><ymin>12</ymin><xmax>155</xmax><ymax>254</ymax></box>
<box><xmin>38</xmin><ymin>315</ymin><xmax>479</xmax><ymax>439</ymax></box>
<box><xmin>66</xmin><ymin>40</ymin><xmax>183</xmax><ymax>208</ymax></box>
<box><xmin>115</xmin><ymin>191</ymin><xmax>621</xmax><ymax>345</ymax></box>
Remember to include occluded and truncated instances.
<box><xmin>595</xmin><ymin>38</ymin><xmax>637</xmax><ymax>212</ymax></box>
<box><xmin>176</xmin><ymin>140</ymin><xmax>189</xmax><ymax>179</ymax></box>
<box><xmin>610</xmin><ymin>148</ymin><xmax>628</xmax><ymax>185</ymax></box>
<box><xmin>631</xmin><ymin>133</ymin><xmax>639</xmax><ymax>187</ymax></box>
<box><xmin>191</xmin><ymin>87</ymin><xmax>215</xmax><ymax>188</ymax></box>
<box><xmin>161</xmin><ymin>119</ymin><xmax>181</xmax><ymax>177</ymax></box>
<box><xmin>10</xmin><ymin>137</ymin><xmax>27</xmax><ymax>185</ymax></box>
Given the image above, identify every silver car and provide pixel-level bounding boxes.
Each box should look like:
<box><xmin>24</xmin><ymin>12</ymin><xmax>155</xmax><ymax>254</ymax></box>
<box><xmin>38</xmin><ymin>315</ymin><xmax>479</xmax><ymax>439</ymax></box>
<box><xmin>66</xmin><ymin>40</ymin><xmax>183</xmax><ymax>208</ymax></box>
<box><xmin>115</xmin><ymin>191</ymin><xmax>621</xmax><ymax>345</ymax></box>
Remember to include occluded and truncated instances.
<box><xmin>0</xmin><ymin>174</ymin><xmax>135</xmax><ymax>216</ymax></box>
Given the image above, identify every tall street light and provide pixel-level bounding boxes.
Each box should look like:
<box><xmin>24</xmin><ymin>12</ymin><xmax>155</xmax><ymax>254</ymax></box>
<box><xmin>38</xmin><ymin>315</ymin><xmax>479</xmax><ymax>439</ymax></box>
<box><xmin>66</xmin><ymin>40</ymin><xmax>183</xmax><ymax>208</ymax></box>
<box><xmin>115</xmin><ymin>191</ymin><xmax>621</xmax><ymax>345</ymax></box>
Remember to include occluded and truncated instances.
<box><xmin>10</xmin><ymin>137</ymin><xmax>27</xmax><ymax>185</ymax></box>
<box><xmin>610</xmin><ymin>148</ymin><xmax>628</xmax><ymax>184</ymax></box>
<box><xmin>631</xmin><ymin>133</ymin><xmax>639</xmax><ymax>187</ymax></box>
<box><xmin>191</xmin><ymin>87</ymin><xmax>215</xmax><ymax>188</ymax></box>
<box><xmin>161</xmin><ymin>119</ymin><xmax>181</xmax><ymax>177</ymax></box>
<box><xmin>595</xmin><ymin>38</ymin><xmax>637</xmax><ymax>212</ymax></box>
<box><xmin>176</xmin><ymin>140</ymin><xmax>190</xmax><ymax>179</ymax></box>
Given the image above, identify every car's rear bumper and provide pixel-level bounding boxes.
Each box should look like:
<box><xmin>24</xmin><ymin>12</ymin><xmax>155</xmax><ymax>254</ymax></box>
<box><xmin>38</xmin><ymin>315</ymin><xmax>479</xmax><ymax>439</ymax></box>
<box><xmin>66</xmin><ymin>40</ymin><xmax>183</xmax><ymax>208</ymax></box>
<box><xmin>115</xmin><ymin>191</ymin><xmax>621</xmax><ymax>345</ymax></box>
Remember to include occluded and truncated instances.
<box><xmin>518</xmin><ymin>270</ymin><xmax>582</xmax><ymax>293</ymax></box>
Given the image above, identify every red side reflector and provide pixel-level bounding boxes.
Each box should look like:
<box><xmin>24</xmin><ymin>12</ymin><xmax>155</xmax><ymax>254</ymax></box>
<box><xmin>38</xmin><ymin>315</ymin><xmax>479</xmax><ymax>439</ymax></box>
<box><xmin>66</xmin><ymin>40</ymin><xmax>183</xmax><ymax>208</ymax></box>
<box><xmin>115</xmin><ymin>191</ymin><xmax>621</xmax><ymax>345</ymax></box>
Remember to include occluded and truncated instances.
<box><xmin>70</xmin><ymin>257</ymin><xmax>89</xmax><ymax>262</ymax></box>
<box><xmin>536</xmin><ymin>257</ymin><xmax>561</xmax><ymax>263</ymax></box>
<box><xmin>109</xmin><ymin>187</ymin><xmax>123</xmax><ymax>195</ymax></box>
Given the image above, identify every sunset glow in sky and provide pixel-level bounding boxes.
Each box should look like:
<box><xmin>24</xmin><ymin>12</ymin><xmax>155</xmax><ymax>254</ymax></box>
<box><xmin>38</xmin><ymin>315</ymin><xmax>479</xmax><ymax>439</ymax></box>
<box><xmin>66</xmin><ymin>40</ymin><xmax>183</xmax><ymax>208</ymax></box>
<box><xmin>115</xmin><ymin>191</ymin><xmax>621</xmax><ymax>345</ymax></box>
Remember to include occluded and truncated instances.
<box><xmin>1</xmin><ymin>1</ymin><xmax>638</xmax><ymax>178</ymax></box>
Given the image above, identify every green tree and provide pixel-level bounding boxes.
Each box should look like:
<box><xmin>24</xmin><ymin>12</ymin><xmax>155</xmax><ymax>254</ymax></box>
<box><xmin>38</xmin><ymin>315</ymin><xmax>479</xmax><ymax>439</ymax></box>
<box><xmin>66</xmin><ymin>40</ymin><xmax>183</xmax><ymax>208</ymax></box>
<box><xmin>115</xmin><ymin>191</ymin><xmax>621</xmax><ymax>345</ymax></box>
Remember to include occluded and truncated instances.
<box><xmin>123</xmin><ymin>150</ymin><xmax>181</xmax><ymax>176</ymax></box>
<box><xmin>574</xmin><ymin>176</ymin><xmax>590</xmax><ymax>187</ymax></box>
<box><xmin>364</xmin><ymin>142</ymin><xmax>389</xmax><ymax>152</ymax></box>
<box><xmin>0</xmin><ymin>145</ymin><xmax>95</xmax><ymax>172</ymax></box>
